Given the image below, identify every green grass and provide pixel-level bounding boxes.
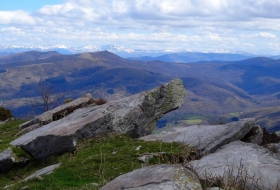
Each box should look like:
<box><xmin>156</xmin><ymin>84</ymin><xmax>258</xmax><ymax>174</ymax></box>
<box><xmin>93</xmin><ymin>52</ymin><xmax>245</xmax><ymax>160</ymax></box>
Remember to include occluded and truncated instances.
<box><xmin>185</xmin><ymin>119</ymin><xmax>202</xmax><ymax>125</ymax></box>
<box><xmin>0</xmin><ymin>120</ymin><xmax>26</xmax><ymax>153</ymax></box>
<box><xmin>0</xmin><ymin>122</ymin><xmax>196</xmax><ymax>190</ymax></box>
<box><xmin>229</xmin><ymin>112</ymin><xmax>239</xmax><ymax>117</ymax></box>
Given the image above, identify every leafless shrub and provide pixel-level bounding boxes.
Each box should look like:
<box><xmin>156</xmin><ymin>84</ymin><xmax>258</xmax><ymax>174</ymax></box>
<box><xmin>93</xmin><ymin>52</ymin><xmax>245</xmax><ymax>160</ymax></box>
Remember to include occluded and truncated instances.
<box><xmin>29</xmin><ymin>80</ymin><xmax>64</xmax><ymax>116</ymax></box>
<box><xmin>189</xmin><ymin>159</ymin><xmax>276</xmax><ymax>190</ymax></box>
<box><xmin>95</xmin><ymin>98</ymin><xmax>107</xmax><ymax>105</ymax></box>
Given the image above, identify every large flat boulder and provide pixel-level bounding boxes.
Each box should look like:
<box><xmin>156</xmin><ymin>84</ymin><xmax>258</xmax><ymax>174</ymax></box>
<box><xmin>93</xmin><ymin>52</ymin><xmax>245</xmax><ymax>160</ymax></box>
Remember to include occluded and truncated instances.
<box><xmin>10</xmin><ymin>79</ymin><xmax>186</xmax><ymax>161</ymax></box>
<box><xmin>140</xmin><ymin>119</ymin><xmax>256</xmax><ymax>155</ymax></box>
<box><xmin>100</xmin><ymin>164</ymin><xmax>202</xmax><ymax>190</ymax></box>
<box><xmin>19</xmin><ymin>94</ymin><xmax>94</xmax><ymax>130</ymax></box>
<box><xmin>190</xmin><ymin>141</ymin><xmax>280</xmax><ymax>190</ymax></box>
<box><xmin>0</xmin><ymin>148</ymin><xmax>15</xmax><ymax>173</ymax></box>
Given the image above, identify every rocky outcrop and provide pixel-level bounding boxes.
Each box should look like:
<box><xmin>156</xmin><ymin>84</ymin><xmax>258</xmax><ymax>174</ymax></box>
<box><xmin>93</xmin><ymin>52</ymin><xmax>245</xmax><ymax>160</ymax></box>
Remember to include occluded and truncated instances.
<box><xmin>140</xmin><ymin>119</ymin><xmax>256</xmax><ymax>155</ymax></box>
<box><xmin>100</xmin><ymin>164</ymin><xmax>202</xmax><ymax>190</ymax></box>
<box><xmin>10</xmin><ymin>79</ymin><xmax>186</xmax><ymax>161</ymax></box>
<box><xmin>18</xmin><ymin>94</ymin><xmax>94</xmax><ymax>130</ymax></box>
<box><xmin>0</xmin><ymin>148</ymin><xmax>15</xmax><ymax>173</ymax></box>
<box><xmin>190</xmin><ymin>141</ymin><xmax>280</xmax><ymax>190</ymax></box>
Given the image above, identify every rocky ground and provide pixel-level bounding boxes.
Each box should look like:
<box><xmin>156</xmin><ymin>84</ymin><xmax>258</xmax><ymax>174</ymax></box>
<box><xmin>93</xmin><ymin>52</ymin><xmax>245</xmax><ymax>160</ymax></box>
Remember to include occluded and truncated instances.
<box><xmin>1</xmin><ymin>79</ymin><xmax>280</xmax><ymax>189</ymax></box>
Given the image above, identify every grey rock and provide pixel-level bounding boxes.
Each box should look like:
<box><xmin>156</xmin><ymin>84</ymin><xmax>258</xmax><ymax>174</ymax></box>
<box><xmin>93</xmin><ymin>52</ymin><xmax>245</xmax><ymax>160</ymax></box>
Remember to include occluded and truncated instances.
<box><xmin>3</xmin><ymin>164</ymin><xmax>59</xmax><ymax>189</ymax></box>
<box><xmin>3</xmin><ymin>184</ymin><xmax>15</xmax><ymax>189</ymax></box>
<box><xmin>11</xmin><ymin>79</ymin><xmax>186</xmax><ymax>161</ymax></box>
<box><xmin>22</xmin><ymin>163</ymin><xmax>60</xmax><ymax>181</ymax></box>
<box><xmin>190</xmin><ymin>141</ymin><xmax>280</xmax><ymax>190</ymax></box>
<box><xmin>140</xmin><ymin>119</ymin><xmax>255</xmax><ymax>155</ymax></box>
<box><xmin>100</xmin><ymin>164</ymin><xmax>202</xmax><ymax>190</ymax></box>
<box><xmin>0</xmin><ymin>148</ymin><xmax>15</xmax><ymax>173</ymax></box>
<box><xmin>21</xmin><ymin>186</ymin><xmax>29</xmax><ymax>190</ymax></box>
<box><xmin>241</xmin><ymin>125</ymin><xmax>263</xmax><ymax>145</ymax></box>
<box><xmin>0</xmin><ymin>118</ymin><xmax>12</xmax><ymax>125</ymax></box>
<box><xmin>90</xmin><ymin>183</ymin><xmax>99</xmax><ymax>187</ymax></box>
<box><xmin>19</xmin><ymin>94</ymin><xmax>94</xmax><ymax>130</ymax></box>
<box><xmin>138</xmin><ymin>154</ymin><xmax>154</xmax><ymax>163</ymax></box>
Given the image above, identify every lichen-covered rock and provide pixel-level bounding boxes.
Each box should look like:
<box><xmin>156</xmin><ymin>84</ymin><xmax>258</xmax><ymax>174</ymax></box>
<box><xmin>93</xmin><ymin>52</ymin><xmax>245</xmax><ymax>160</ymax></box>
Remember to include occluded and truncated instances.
<box><xmin>241</xmin><ymin>125</ymin><xmax>263</xmax><ymax>145</ymax></box>
<box><xmin>100</xmin><ymin>164</ymin><xmax>202</xmax><ymax>190</ymax></box>
<box><xmin>11</xmin><ymin>79</ymin><xmax>186</xmax><ymax>161</ymax></box>
<box><xmin>140</xmin><ymin>119</ymin><xmax>255</xmax><ymax>155</ymax></box>
<box><xmin>0</xmin><ymin>148</ymin><xmax>15</xmax><ymax>173</ymax></box>
<box><xmin>190</xmin><ymin>141</ymin><xmax>280</xmax><ymax>190</ymax></box>
<box><xmin>19</xmin><ymin>94</ymin><xmax>94</xmax><ymax>130</ymax></box>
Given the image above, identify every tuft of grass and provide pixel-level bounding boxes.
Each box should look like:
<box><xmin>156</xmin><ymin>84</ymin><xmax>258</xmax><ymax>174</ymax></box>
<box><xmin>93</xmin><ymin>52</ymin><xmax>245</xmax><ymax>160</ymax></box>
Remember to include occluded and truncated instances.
<box><xmin>0</xmin><ymin>120</ymin><xmax>26</xmax><ymax>152</ymax></box>
<box><xmin>1</xmin><ymin>130</ymin><xmax>196</xmax><ymax>189</ymax></box>
<box><xmin>229</xmin><ymin>112</ymin><xmax>239</xmax><ymax>117</ymax></box>
<box><xmin>186</xmin><ymin>119</ymin><xmax>202</xmax><ymax>125</ymax></box>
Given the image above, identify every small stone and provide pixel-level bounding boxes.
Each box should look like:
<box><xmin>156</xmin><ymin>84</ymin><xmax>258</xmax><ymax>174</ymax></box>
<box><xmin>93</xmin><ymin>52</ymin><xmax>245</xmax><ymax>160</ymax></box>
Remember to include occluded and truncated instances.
<box><xmin>21</xmin><ymin>186</ymin><xmax>29</xmax><ymax>190</ymax></box>
<box><xmin>0</xmin><ymin>140</ymin><xmax>3</xmax><ymax>143</ymax></box>
<box><xmin>135</xmin><ymin>146</ymin><xmax>141</xmax><ymax>151</ymax></box>
<box><xmin>22</xmin><ymin>163</ymin><xmax>60</xmax><ymax>182</ymax></box>
<box><xmin>138</xmin><ymin>154</ymin><xmax>153</xmax><ymax>163</ymax></box>
<box><xmin>207</xmin><ymin>188</ymin><xmax>224</xmax><ymax>190</ymax></box>
<box><xmin>3</xmin><ymin>184</ymin><xmax>14</xmax><ymax>189</ymax></box>
<box><xmin>37</xmin><ymin>176</ymin><xmax>44</xmax><ymax>180</ymax></box>
<box><xmin>90</xmin><ymin>183</ymin><xmax>99</xmax><ymax>187</ymax></box>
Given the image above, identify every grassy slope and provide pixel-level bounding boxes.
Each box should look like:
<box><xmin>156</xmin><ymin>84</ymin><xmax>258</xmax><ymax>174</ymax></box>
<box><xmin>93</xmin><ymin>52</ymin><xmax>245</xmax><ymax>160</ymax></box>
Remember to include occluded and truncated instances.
<box><xmin>0</xmin><ymin>121</ymin><xmax>195</xmax><ymax>190</ymax></box>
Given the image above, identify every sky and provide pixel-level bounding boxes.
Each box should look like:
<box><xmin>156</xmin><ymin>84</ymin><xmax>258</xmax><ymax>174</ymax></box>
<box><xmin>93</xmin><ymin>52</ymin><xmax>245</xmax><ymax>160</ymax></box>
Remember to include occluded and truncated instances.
<box><xmin>1</xmin><ymin>0</ymin><xmax>280</xmax><ymax>54</ymax></box>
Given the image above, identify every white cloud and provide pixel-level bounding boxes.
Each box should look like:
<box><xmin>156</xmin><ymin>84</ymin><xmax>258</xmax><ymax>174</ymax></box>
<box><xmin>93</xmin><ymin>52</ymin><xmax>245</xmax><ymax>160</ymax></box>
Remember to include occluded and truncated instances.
<box><xmin>1</xmin><ymin>27</ymin><xmax>26</xmax><ymax>36</ymax></box>
<box><xmin>0</xmin><ymin>10</ymin><xmax>36</xmax><ymax>25</ymax></box>
<box><xmin>257</xmin><ymin>32</ymin><xmax>277</xmax><ymax>39</ymax></box>
<box><xmin>0</xmin><ymin>0</ymin><xmax>280</xmax><ymax>54</ymax></box>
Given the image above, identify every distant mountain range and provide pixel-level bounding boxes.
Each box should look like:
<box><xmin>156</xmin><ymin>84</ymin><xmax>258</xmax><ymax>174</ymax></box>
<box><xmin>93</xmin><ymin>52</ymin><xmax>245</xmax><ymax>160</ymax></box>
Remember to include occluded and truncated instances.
<box><xmin>0</xmin><ymin>50</ymin><xmax>279</xmax><ymax>131</ymax></box>
<box><xmin>129</xmin><ymin>52</ymin><xmax>254</xmax><ymax>62</ymax></box>
<box><xmin>1</xmin><ymin>44</ymin><xmax>279</xmax><ymax>61</ymax></box>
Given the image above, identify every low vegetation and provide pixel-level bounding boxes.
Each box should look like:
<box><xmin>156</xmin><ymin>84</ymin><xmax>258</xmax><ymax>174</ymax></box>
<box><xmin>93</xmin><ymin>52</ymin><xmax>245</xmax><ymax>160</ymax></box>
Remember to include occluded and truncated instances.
<box><xmin>0</xmin><ymin>107</ymin><xmax>13</xmax><ymax>121</ymax></box>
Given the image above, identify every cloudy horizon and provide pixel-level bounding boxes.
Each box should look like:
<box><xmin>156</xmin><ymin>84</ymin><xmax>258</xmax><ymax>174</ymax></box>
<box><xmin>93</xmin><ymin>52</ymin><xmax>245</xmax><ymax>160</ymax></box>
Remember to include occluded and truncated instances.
<box><xmin>1</xmin><ymin>0</ymin><xmax>280</xmax><ymax>55</ymax></box>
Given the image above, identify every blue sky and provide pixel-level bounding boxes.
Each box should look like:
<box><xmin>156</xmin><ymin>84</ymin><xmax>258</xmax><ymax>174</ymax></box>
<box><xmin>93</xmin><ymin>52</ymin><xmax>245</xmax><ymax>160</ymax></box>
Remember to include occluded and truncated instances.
<box><xmin>0</xmin><ymin>0</ymin><xmax>280</xmax><ymax>55</ymax></box>
<box><xmin>0</xmin><ymin>0</ymin><xmax>63</xmax><ymax>11</ymax></box>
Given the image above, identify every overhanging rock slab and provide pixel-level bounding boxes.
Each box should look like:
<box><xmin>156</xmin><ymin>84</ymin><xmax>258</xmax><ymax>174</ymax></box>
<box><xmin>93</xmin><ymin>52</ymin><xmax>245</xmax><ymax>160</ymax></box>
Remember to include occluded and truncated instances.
<box><xmin>10</xmin><ymin>79</ymin><xmax>186</xmax><ymax>161</ymax></box>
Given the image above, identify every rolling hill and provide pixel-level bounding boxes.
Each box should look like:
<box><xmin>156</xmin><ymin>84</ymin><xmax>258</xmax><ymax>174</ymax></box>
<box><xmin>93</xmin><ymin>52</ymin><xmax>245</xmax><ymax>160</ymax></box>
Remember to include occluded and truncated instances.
<box><xmin>0</xmin><ymin>50</ymin><xmax>279</xmax><ymax>131</ymax></box>
<box><xmin>129</xmin><ymin>52</ymin><xmax>253</xmax><ymax>63</ymax></box>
